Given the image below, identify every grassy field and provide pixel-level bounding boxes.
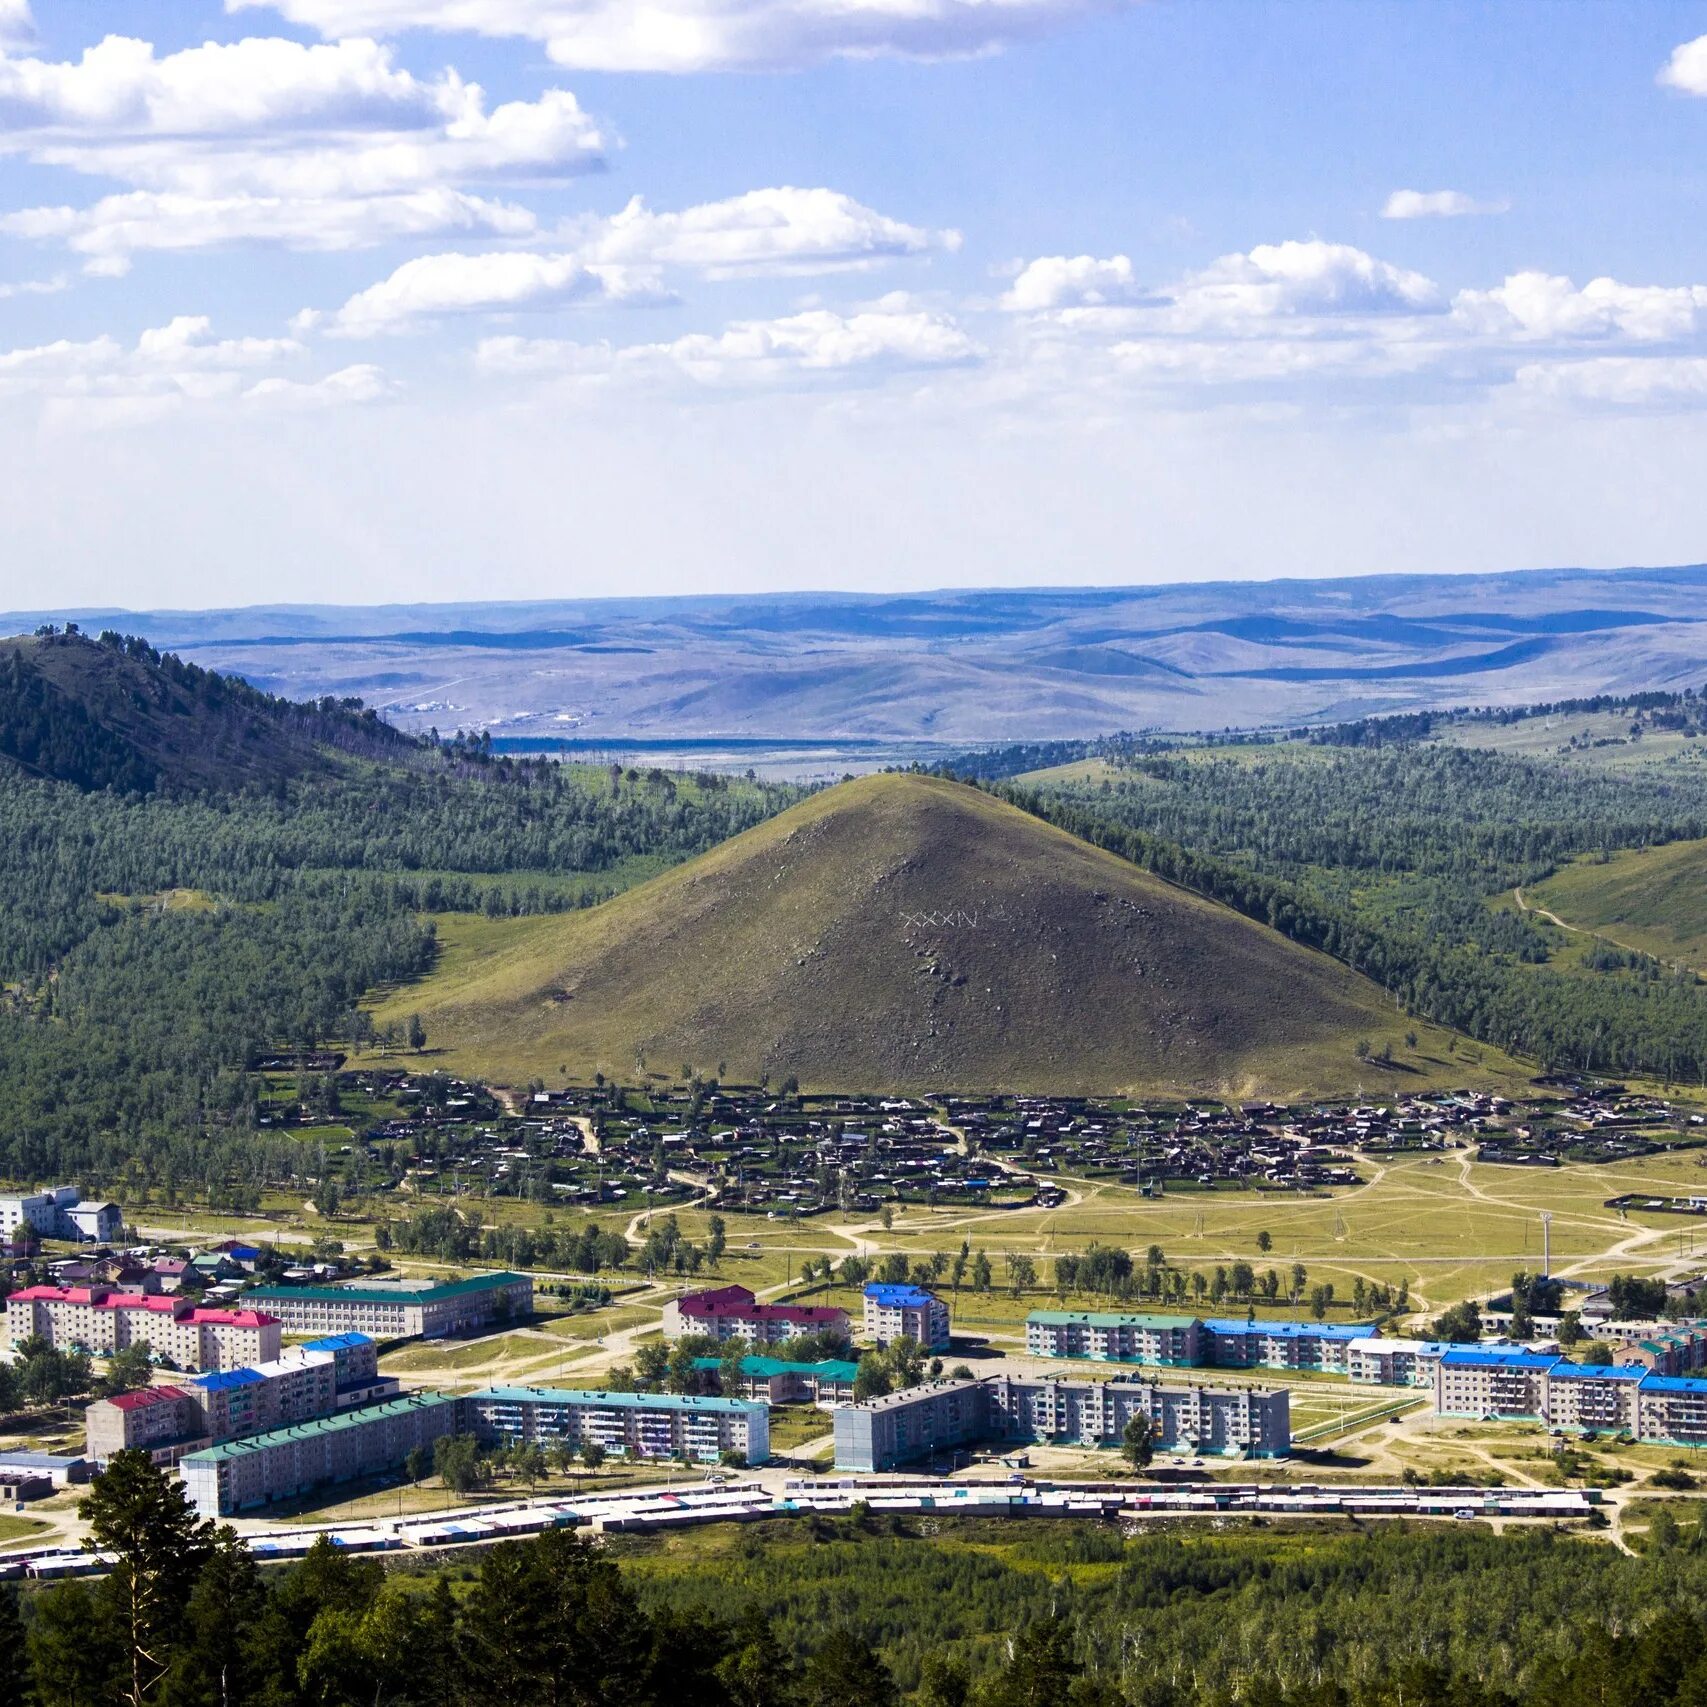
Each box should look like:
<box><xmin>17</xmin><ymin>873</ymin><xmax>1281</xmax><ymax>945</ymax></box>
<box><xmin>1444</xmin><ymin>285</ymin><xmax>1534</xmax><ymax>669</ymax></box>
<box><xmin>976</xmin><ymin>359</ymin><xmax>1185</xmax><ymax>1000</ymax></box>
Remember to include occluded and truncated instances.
<box><xmin>368</xmin><ymin>772</ymin><xmax>1503</xmax><ymax>1100</ymax></box>
<box><xmin>1527</xmin><ymin>840</ymin><xmax>1707</xmax><ymax>970</ymax></box>
<box><xmin>1434</xmin><ymin>711</ymin><xmax>1707</xmax><ymax>775</ymax></box>
<box><xmin>0</xmin><ymin>1515</ymin><xmax>50</xmax><ymax>1548</ymax></box>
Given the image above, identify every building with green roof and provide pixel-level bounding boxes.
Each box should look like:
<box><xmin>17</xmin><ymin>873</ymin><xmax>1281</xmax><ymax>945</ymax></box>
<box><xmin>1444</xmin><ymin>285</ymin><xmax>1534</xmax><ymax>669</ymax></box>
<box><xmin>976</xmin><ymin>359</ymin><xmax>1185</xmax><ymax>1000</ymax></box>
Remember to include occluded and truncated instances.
<box><xmin>244</xmin><ymin>1271</ymin><xmax>532</xmax><ymax>1339</ymax></box>
<box><xmin>689</xmin><ymin>1355</ymin><xmax>859</xmax><ymax>1404</ymax></box>
<box><xmin>178</xmin><ymin>1391</ymin><xmax>467</xmax><ymax>1517</ymax></box>
<box><xmin>1026</xmin><ymin>1310</ymin><xmax>1204</xmax><ymax>1366</ymax></box>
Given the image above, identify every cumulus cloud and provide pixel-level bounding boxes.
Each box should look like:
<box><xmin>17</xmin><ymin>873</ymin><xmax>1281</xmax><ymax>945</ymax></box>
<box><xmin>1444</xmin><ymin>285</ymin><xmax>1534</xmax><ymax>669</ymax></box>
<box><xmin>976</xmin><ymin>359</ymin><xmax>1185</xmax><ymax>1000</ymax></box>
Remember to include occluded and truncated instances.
<box><xmin>0</xmin><ymin>0</ymin><xmax>30</xmax><ymax>47</ymax></box>
<box><xmin>0</xmin><ymin>32</ymin><xmax>456</xmax><ymax>133</ymax></box>
<box><xmin>306</xmin><ymin>188</ymin><xmax>951</xmax><ymax>333</ymax></box>
<box><xmin>315</xmin><ymin>250</ymin><xmax>666</xmax><ymax>335</ymax></box>
<box><xmin>0</xmin><ymin>313</ymin><xmax>386</xmax><ymax>428</ymax></box>
<box><xmin>1659</xmin><ymin>34</ymin><xmax>1707</xmax><ymax>95</ymax></box>
<box><xmin>1514</xmin><ymin>356</ymin><xmax>1707</xmax><ymax>406</ymax></box>
<box><xmin>572</xmin><ymin>188</ymin><xmax>956</xmax><ymax>277</ymax></box>
<box><xmin>244</xmin><ymin>363</ymin><xmax>395</xmax><ymax>408</ymax></box>
<box><xmin>3</xmin><ymin>187</ymin><xmax>536</xmax><ymax>275</ymax></box>
<box><xmin>1381</xmin><ymin>188</ymin><xmax>1507</xmax><ymax>220</ymax></box>
<box><xmin>1452</xmin><ymin>272</ymin><xmax>1707</xmax><ymax>342</ymax></box>
<box><xmin>228</xmin><ymin>0</ymin><xmax>1133</xmax><ymax>74</ymax></box>
<box><xmin>0</xmin><ymin>33</ymin><xmax>604</xmax><ymax>265</ymax></box>
<box><xmin>1001</xmin><ymin>254</ymin><xmax>1142</xmax><ymax>311</ymax></box>
<box><xmin>478</xmin><ymin>300</ymin><xmax>982</xmax><ymax>387</ymax></box>
<box><xmin>0</xmin><ymin>314</ymin><xmax>296</xmax><ymax>379</ymax></box>
<box><xmin>1169</xmin><ymin>240</ymin><xmax>1442</xmax><ymax>325</ymax></box>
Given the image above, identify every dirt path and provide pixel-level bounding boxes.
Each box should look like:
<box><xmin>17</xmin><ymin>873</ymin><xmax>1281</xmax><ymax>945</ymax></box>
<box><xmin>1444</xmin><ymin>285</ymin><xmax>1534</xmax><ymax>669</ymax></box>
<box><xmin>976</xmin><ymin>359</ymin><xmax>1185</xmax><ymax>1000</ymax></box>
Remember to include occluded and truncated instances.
<box><xmin>1512</xmin><ymin>886</ymin><xmax>1575</xmax><ymax>934</ymax></box>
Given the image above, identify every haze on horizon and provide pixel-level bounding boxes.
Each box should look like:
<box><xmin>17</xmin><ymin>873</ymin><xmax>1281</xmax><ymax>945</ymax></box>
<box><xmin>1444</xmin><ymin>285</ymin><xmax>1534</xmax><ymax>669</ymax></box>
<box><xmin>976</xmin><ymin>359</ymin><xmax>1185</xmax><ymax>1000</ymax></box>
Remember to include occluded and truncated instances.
<box><xmin>4</xmin><ymin>1</ymin><xmax>1707</xmax><ymax>609</ymax></box>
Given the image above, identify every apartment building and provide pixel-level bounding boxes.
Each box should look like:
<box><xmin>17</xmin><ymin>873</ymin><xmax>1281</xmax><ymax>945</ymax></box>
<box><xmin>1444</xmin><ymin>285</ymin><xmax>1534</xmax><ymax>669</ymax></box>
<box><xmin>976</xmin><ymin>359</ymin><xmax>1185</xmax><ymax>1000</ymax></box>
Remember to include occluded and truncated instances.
<box><xmin>1345</xmin><ymin>1337</ymin><xmax>1452</xmax><ymax>1387</ymax></box>
<box><xmin>690</xmin><ymin>1355</ymin><xmax>859</xmax><ymax>1405</ymax></box>
<box><xmin>833</xmin><ymin>1380</ymin><xmax>986</xmax><ymax>1472</ymax></box>
<box><xmin>1433</xmin><ymin>1347</ymin><xmax>1559</xmax><ymax>1420</ymax></box>
<box><xmin>244</xmin><ymin>1271</ymin><xmax>533</xmax><ymax>1339</ymax></box>
<box><xmin>1434</xmin><ymin>1348</ymin><xmax>1707</xmax><ymax>1445</ymax></box>
<box><xmin>0</xmin><ymin>1187</ymin><xmax>122</xmax><ymax>1245</ymax></box>
<box><xmin>179</xmin><ymin>1391</ymin><xmax>467</xmax><ymax>1518</ymax></box>
<box><xmin>985</xmin><ymin>1375</ymin><xmax>1290</xmax><ymax>1460</ymax></box>
<box><xmin>1636</xmin><ymin>1376</ymin><xmax>1707</xmax><ymax>1447</ymax></box>
<box><xmin>1201</xmin><ymin>1319</ymin><xmax>1371</xmax><ymax>1374</ymax></box>
<box><xmin>1024</xmin><ymin>1311</ymin><xmax>1370</xmax><ymax>1374</ymax></box>
<box><xmin>6</xmin><ymin>1286</ymin><xmax>279</xmax><ymax>1371</ymax></box>
<box><xmin>863</xmin><ymin>1284</ymin><xmax>951</xmax><ymax>1352</ymax></box>
<box><xmin>1026</xmin><ymin>1311</ymin><xmax>1204</xmax><ymax>1367</ymax></box>
<box><xmin>1606</xmin><ymin>1322</ymin><xmax>1707</xmax><ymax>1376</ymax></box>
<box><xmin>470</xmin><ymin>1387</ymin><xmax>770</xmax><ymax>1465</ymax></box>
<box><xmin>84</xmin><ymin>1385</ymin><xmax>206</xmax><ymax>1467</ymax></box>
<box><xmin>85</xmin><ymin>1334</ymin><xmax>395</xmax><ymax>1464</ymax></box>
<box><xmin>833</xmin><ymin>1374</ymin><xmax>1291</xmax><ymax>1472</ymax></box>
<box><xmin>1544</xmin><ymin>1364</ymin><xmax>1644</xmax><ymax>1433</ymax></box>
<box><xmin>662</xmin><ymin>1284</ymin><xmax>849</xmax><ymax>1344</ymax></box>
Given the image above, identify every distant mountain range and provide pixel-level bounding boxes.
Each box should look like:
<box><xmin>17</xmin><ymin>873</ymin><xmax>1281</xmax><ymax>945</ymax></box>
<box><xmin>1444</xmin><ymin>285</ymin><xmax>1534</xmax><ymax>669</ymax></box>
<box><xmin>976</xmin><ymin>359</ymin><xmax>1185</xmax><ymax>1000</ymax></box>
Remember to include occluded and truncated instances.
<box><xmin>9</xmin><ymin>563</ymin><xmax>1707</xmax><ymax>757</ymax></box>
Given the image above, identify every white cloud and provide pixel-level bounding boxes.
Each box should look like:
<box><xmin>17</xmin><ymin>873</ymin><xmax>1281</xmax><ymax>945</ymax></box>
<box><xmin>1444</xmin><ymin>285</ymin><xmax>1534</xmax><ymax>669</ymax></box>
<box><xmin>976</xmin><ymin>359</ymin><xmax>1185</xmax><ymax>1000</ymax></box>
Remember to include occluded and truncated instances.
<box><xmin>1001</xmin><ymin>254</ymin><xmax>1141</xmax><ymax>311</ymax></box>
<box><xmin>0</xmin><ymin>0</ymin><xmax>31</xmax><ymax>48</ymax></box>
<box><xmin>1381</xmin><ymin>188</ymin><xmax>1507</xmax><ymax>220</ymax></box>
<box><xmin>1105</xmin><ymin>335</ymin><xmax>1435</xmax><ymax>386</ymax></box>
<box><xmin>0</xmin><ymin>274</ymin><xmax>67</xmax><ymax>300</ymax></box>
<box><xmin>0</xmin><ymin>34</ymin><xmax>604</xmax><ymax>265</ymax></box>
<box><xmin>317</xmin><ymin>249</ymin><xmax>665</xmax><ymax>335</ymax></box>
<box><xmin>1659</xmin><ymin>34</ymin><xmax>1707</xmax><ymax>96</ymax></box>
<box><xmin>1453</xmin><ymin>272</ymin><xmax>1707</xmax><ymax>342</ymax></box>
<box><xmin>1169</xmin><ymin>240</ymin><xmax>1442</xmax><ymax>325</ymax></box>
<box><xmin>478</xmin><ymin>301</ymin><xmax>982</xmax><ymax>387</ymax></box>
<box><xmin>3</xmin><ymin>187</ymin><xmax>536</xmax><ymax>275</ymax></box>
<box><xmin>0</xmin><ymin>314</ymin><xmax>390</xmax><ymax>429</ymax></box>
<box><xmin>244</xmin><ymin>363</ymin><xmax>395</xmax><ymax>408</ymax></box>
<box><xmin>1514</xmin><ymin>356</ymin><xmax>1707</xmax><ymax>406</ymax></box>
<box><xmin>0</xmin><ymin>315</ymin><xmax>296</xmax><ymax>378</ymax></box>
<box><xmin>0</xmin><ymin>33</ymin><xmax>456</xmax><ymax>133</ymax></box>
<box><xmin>227</xmin><ymin>0</ymin><xmax>1133</xmax><ymax>73</ymax></box>
<box><xmin>574</xmin><ymin>189</ymin><xmax>956</xmax><ymax>277</ymax></box>
<box><xmin>307</xmin><ymin>187</ymin><xmax>950</xmax><ymax>332</ymax></box>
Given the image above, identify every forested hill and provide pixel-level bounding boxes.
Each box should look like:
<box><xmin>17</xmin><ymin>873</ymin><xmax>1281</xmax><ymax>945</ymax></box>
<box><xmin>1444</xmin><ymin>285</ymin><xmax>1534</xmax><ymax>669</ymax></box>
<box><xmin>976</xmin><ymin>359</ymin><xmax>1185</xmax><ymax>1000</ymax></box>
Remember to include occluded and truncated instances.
<box><xmin>0</xmin><ymin>627</ymin><xmax>419</xmax><ymax>793</ymax></box>
<box><xmin>0</xmin><ymin>653</ymin><xmax>806</xmax><ymax>1194</ymax></box>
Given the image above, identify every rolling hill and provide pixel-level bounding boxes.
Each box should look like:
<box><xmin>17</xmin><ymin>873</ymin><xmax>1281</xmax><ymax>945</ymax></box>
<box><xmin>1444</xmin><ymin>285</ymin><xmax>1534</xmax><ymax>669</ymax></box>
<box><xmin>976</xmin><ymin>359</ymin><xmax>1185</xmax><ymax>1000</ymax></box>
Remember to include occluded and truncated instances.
<box><xmin>371</xmin><ymin>771</ymin><xmax>1449</xmax><ymax>1095</ymax></box>
<box><xmin>1527</xmin><ymin>840</ymin><xmax>1707</xmax><ymax>970</ymax></box>
<box><xmin>0</xmin><ymin>628</ymin><xmax>416</xmax><ymax>792</ymax></box>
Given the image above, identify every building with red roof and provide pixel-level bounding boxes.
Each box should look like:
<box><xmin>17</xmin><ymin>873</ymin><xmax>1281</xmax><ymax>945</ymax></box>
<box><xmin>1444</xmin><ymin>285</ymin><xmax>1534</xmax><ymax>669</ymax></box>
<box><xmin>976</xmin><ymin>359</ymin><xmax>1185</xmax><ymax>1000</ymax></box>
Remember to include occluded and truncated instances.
<box><xmin>5</xmin><ymin>1285</ymin><xmax>281</xmax><ymax>1371</ymax></box>
<box><xmin>661</xmin><ymin>1284</ymin><xmax>848</xmax><ymax>1344</ymax></box>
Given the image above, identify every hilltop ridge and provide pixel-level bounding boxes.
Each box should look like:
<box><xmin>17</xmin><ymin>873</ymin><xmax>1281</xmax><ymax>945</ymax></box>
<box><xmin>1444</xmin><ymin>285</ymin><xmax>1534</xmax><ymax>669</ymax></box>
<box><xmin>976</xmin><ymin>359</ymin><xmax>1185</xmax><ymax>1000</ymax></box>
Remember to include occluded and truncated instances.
<box><xmin>374</xmin><ymin>771</ymin><xmax>1438</xmax><ymax>1095</ymax></box>
<box><xmin>0</xmin><ymin>628</ymin><xmax>418</xmax><ymax>793</ymax></box>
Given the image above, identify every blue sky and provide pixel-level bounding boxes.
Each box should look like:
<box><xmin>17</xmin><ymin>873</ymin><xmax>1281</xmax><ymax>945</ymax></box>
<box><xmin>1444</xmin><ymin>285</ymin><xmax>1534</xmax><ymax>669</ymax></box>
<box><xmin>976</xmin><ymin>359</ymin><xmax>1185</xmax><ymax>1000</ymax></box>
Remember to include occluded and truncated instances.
<box><xmin>4</xmin><ymin>0</ymin><xmax>1707</xmax><ymax>608</ymax></box>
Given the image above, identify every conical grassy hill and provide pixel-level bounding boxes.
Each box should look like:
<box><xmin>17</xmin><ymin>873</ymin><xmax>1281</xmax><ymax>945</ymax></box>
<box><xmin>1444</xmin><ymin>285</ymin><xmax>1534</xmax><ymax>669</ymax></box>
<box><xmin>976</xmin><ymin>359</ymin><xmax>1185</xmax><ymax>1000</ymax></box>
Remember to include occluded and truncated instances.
<box><xmin>375</xmin><ymin>771</ymin><xmax>1434</xmax><ymax>1095</ymax></box>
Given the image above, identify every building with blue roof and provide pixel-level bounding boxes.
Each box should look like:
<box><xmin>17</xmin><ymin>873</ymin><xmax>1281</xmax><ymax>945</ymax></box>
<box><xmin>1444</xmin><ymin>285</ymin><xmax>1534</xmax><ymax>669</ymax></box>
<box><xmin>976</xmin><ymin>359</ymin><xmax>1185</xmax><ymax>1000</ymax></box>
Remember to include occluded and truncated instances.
<box><xmin>1430</xmin><ymin>1345</ymin><xmax>1707</xmax><ymax>1445</ymax></box>
<box><xmin>87</xmin><ymin>1332</ymin><xmax>394</xmax><ymax>1464</ymax></box>
<box><xmin>1202</xmin><ymin>1319</ymin><xmax>1376</xmax><ymax>1375</ymax></box>
<box><xmin>864</xmin><ymin>1282</ymin><xmax>950</xmax><ymax>1352</ymax></box>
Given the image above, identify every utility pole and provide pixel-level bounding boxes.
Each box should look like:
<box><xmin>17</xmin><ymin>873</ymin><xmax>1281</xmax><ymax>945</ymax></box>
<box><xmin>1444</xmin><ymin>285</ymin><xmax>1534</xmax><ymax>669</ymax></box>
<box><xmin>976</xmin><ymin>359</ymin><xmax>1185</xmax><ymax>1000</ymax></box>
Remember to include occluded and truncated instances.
<box><xmin>1541</xmin><ymin>1211</ymin><xmax>1552</xmax><ymax>1278</ymax></box>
